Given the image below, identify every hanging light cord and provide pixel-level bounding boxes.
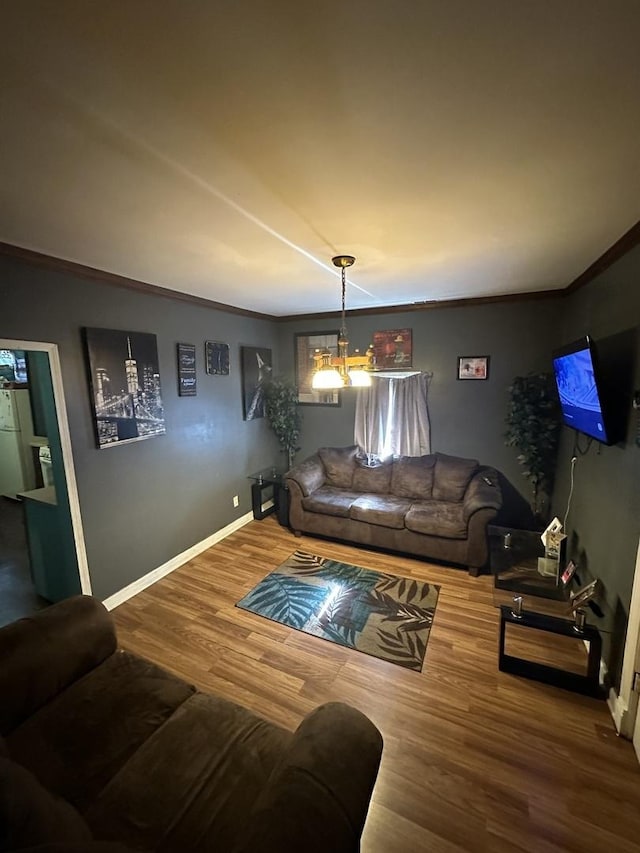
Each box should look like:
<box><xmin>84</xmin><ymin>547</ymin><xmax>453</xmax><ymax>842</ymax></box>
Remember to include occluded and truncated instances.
<box><xmin>340</xmin><ymin>266</ymin><xmax>347</xmax><ymax>337</ymax></box>
<box><xmin>563</xmin><ymin>455</ymin><xmax>577</xmax><ymax>530</ymax></box>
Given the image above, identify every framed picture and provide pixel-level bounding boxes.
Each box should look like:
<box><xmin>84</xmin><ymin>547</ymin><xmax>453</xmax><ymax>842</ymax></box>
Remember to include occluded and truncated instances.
<box><xmin>561</xmin><ymin>559</ymin><xmax>577</xmax><ymax>586</ymax></box>
<box><xmin>83</xmin><ymin>327</ymin><xmax>166</xmax><ymax>448</ymax></box>
<box><xmin>205</xmin><ymin>341</ymin><xmax>229</xmax><ymax>375</ymax></box>
<box><xmin>570</xmin><ymin>578</ymin><xmax>599</xmax><ymax>611</ymax></box>
<box><xmin>294</xmin><ymin>331</ymin><xmax>341</xmax><ymax>406</ymax></box>
<box><xmin>177</xmin><ymin>343</ymin><xmax>197</xmax><ymax>396</ymax></box>
<box><xmin>457</xmin><ymin>355</ymin><xmax>489</xmax><ymax>380</ymax></box>
<box><xmin>241</xmin><ymin>346</ymin><xmax>272</xmax><ymax>420</ymax></box>
<box><xmin>372</xmin><ymin>328</ymin><xmax>412</xmax><ymax>369</ymax></box>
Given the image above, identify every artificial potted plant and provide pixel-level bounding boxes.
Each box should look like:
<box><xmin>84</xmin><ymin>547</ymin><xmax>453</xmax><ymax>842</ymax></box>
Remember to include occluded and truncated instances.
<box><xmin>504</xmin><ymin>372</ymin><xmax>561</xmax><ymax>525</ymax></box>
<box><xmin>263</xmin><ymin>376</ymin><xmax>302</xmax><ymax>470</ymax></box>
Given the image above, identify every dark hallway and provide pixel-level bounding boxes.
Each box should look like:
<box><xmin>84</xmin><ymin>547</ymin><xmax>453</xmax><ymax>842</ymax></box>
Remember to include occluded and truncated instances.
<box><xmin>0</xmin><ymin>496</ymin><xmax>48</xmax><ymax>627</ymax></box>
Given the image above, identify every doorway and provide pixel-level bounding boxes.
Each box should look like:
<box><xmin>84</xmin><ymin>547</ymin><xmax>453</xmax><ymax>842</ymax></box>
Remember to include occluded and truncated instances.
<box><xmin>0</xmin><ymin>339</ymin><xmax>90</xmax><ymax>626</ymax></box>
<box><xmin>614</xmin><ymin>536</ymin><xmax>640</xmax><ymax>759</ymax></box>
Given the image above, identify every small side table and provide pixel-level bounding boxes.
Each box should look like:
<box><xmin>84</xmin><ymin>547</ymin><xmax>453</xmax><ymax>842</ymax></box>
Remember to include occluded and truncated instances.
<box><xmin>247</xmin><ymin>468</ymin><xmax>288</xmax><ymax>523</ymax></box>
<box><xmin>498</xmin><ymin>605</ymin><xmax>603</xmax><ymax>697</ymax></box>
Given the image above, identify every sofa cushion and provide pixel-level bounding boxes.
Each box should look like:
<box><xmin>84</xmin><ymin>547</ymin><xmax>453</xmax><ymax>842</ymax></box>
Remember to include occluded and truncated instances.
<box><xmin>302</xmin><ymin>487</ymin><xmax>361</xmax><ymax>518</ymax></box>
<box><xmin>286</xmin><ymin>454</ymin><xmax>325</xmax><ymax>496</ymax></box>
<box><xmin>85</xmin><ymin>692</ymin><xmax>291</xmax><ymax>853</ymax></box>
<box><xmin>0</xmin><ymin>755</ymin><xmax>93</xmax><ymax>850</ymax></box>
<box><xmin>318</xmin><ymin>446</ymin><xmax>358</xmax><ymax>489</ymax></box>
<box><xmin>432</xmin><ymin>453</ymin><xmax>479</xmax><ymax>502</ymax></box>
<box><xmin>390</xmin><ymin>455</ymin><xmax>436</xmax><ymax>500</ymax></box>
<box><xmin>352</xmin><ymin>459</ymin><xmax>393</xmax><ymax>494</ymax></box>
<box><xmin>7</xmin><ymin>649</ymin><xmax>195</xmax><ymax>812</ymax></box>
<box><xmin>405</xmin><ymin>501</ymin><xmax>468</xmax><ymax>539</ymax></box>
<box><xmin>350</xmin><ymin>495</ymin><xmax>413</xmax><ymax>529</ymax></box>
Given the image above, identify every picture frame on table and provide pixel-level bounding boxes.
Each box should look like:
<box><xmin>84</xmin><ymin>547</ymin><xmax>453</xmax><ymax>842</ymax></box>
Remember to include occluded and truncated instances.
<box><xmin>570</xmin><ymin>578</ymin><xmax>599</xmax><ymax>611</ymax></box>
<box><xmin>561</xmin><ymin>559</ymin><xmax>577</xmax><ymax>586</ymax></box>
<box><xmin>294</xmin><ymin>330</ymin><xmax>341</xmax><ymax>406</ymax></box>
<box><xmin>457</xmin><ymin>355</ymin><xmax>489</xmax><ymax>380</ymax></box>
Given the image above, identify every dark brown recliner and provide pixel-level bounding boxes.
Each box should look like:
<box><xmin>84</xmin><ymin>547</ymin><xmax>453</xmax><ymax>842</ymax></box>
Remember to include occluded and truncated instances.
<box><xmin>0</xmin><ymin>595</ymin><xmax>383</xmax><ymax>852</ymax></box>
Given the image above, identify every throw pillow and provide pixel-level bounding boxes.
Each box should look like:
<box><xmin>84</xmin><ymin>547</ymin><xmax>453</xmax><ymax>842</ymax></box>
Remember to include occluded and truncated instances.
<box><xmin>318</xmin><ymin>446</ymin><xmax>359</xmax><ymax>489</ymax></box>
<box><xmin>390</xmin><ymin>455</ymin><xmax>436</xmax><ymax>500</ymax></box>
<box><xmin>352</xmin><ymin>457</ymin><xmax>393</xmax><ymax>494</ymax></box>
<box><xmin>0</xmin><ymin>756</ymin><xmax>93</xmax><ymax>850</ymax></box>
<box><xmin>432</xmin><ymin>453</ymin><xmax>479</xmax><ymax>502</ymax></box>
<box><xmin>354</xmin><ymin>449</ymin><xmax>389</xmax><ymax>468</ymax></box>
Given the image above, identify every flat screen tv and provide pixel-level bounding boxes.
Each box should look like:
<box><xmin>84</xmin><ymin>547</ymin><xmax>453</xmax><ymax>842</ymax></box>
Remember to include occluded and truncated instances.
<box><xmin>552</xmin><ymin>335</ymin><xmax>615</xmax><ymax>445</ymax></box>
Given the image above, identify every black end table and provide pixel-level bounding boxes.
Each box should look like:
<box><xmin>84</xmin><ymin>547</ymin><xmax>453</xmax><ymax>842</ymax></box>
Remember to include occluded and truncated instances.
<box><xmin>498</xmin><ymin>605</ymin><xmax>603</xmax><ymax>697</ymax></box>
<box><xmin>489</xmin><ymin>524</ymin><xmax>564</xmax><ymax>600</ymax></box>
<box><xmin>490</xmin><ymin>525</ymin><xmax>612</xmax><ymax>697</ymax></box>
<box><xmin>247</xmin><ymin>468</ymin><xmax>288</xmax><ymax>523</ymax></box>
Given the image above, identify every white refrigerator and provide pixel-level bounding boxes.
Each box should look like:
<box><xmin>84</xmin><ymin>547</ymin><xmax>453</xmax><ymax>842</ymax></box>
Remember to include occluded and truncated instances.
<box><xmin>0</xmin><ymin>388</ymin><xmax>36</xmax><ymax>498</ymax></box>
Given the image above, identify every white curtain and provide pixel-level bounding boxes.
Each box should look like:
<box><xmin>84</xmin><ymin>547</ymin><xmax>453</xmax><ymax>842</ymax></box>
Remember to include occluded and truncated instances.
<box><xmin>354</xmin><ymin>372</ymin><xmax>431</xmax><ymax>458</ymax></box>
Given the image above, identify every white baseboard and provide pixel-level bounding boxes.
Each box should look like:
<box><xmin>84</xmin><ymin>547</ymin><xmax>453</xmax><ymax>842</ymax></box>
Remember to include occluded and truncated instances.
<box><xmin>102</xmin><ymin>511</ymin><xmax>254</xmax><ymax>611</ymax></box>
<box><xmin>587</xmin><ymin>646</ymin><xmax>626</xmax><ymax>733</ymax></box>
<box><xmin>608</xmin><ymin>687</ymin><xmax>629</xmax><ymax>734</ymax></box>
<box><xmin>600</xmin><ymin>655</ymin><xmax>633</xmax><ymax>737</ymax></box>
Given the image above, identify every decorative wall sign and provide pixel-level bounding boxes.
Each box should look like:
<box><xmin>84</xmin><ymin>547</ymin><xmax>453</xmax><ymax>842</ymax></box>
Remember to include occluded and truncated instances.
<box><xmin>294</xmin><ymin>331</ymin><xmax>341</xmax><ymax>406</ymax></box>
<box><xmin>177</xmin><ymin>342</ymin><xmax>197</xmax><ymax>396</ymax></box>
<box><xmin>205</xmin><ymin>340</ymin><xmax>230</xmax><ymax>375</ymax></box>
<box><xmin>457</xmin><ymin>355</ymin><xmax>489</xmax><ymax>380</ymax></box>
<box><xmin>241</xmin><ymin>346</ymin><xmax>272</xmax><ymax>420</ymax></box>
<box><xmin>372</xmin><ymin>328</ymin><xmax>413</xmax><ymax>369</ymax></box>
<box><xmin>83</xmin><ymin>327</ymin><xmax>166</xmax><ymax>448</ymax></box>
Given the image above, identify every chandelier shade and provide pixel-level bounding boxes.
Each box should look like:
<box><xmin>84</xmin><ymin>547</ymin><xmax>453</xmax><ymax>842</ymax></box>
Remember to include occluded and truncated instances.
<box><xmin>311</xmin><ymin>255</ymin><xmax>374</xmax><ymax>390</ymax></box>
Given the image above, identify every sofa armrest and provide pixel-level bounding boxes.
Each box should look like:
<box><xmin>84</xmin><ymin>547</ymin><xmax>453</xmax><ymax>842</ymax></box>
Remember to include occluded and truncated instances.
<box><xmin>236</xmin><ymin>702</ymin><xmax>383</xmax><ymax>853</ymax></box>
<box><xmin>285</xmin><ymin>453</ymin><xmax>326</xmax><ymax>497</ymax></box>
<box><xmin>0</xmin><ymin>596</ymin><xmax>117</xmax><ymax>736</ymax></box>
<box><xmin>463</xmin><ymin>467</ymin><xmax>502</xmax><ymax>522</ymax></box>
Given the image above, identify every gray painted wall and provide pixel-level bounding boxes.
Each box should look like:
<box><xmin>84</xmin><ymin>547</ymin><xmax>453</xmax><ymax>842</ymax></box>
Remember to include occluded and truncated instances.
<box><xmin>4</xmin><ymin>243</ymin><xmax>638</xmax><ymax>680</ymax></box>
<box><xmin>552</xmin><ymin>246</ymin><xmax>640</xmax><ymax>686</ymax></box>
<box><xmin>1</xmin><ymin>255</ymin><xmax>281</xmax><ymax>599</ymax></box>
<box><xmin>276</xmin><ymin>298</ymin><xmax>563</xmax><ymax>500</ymax></box>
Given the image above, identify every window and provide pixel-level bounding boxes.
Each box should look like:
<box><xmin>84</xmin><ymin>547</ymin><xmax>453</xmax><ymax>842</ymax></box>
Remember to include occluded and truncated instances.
<box><xmin>354</xmin><ymin>372</ymin><xmax>431</xmax><ymax>458</ymax></box>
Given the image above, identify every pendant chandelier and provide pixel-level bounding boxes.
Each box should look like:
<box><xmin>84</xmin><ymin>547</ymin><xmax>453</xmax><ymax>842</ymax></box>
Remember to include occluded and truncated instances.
<box><xmin>311</xmin><ymin>255</ymin><xmax>374</xmax><ymax>390</ymax></box>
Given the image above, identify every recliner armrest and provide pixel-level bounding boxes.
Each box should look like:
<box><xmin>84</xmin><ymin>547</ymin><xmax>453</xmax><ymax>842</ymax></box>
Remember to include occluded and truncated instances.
<box><xmin>285</xmin><ymin>453</ymin><xmax>326</xmax><ymax>496</ymax></box>
<box><xmin>236</xmin><ymin>702</ymin><xmax>382</xmax><ymax>853</ymax></box>
<box><xmin>0</xmin><ymin>596</ymin><xmax>117</xmax><ymax>735</ymax></box>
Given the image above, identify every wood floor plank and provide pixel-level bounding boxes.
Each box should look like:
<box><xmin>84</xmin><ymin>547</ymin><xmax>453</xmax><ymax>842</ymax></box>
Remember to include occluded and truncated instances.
<box><xmin>112</xmin><ymin>517</ymin><xmax>640</xmax><ymax>852</ymax></box>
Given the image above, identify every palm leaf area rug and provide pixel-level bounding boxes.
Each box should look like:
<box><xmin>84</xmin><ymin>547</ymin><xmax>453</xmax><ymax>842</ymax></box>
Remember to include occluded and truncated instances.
<box><xmin>236</xmin><ymin>550</ymin><xmax>440</xmax><ymax>671</ymax></box>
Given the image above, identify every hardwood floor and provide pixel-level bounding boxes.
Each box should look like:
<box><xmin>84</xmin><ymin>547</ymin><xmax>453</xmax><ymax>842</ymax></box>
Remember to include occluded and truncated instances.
<box><xmin>112</xmin><ymin>517</ymin><xmax>640</xmax><ymax>852</ymax></box>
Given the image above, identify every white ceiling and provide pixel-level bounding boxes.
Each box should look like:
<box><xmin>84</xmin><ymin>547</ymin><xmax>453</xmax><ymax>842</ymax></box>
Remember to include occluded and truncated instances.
<box><xmin>2</xmin><ymin>1</ymin><xmax>639</xmax><ymax>317</ymax></box>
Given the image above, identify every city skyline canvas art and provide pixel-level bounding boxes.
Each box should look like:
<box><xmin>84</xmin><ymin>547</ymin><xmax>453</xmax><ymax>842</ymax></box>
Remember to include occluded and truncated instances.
<box><xmin>83</xmin><ymin>327</ymin><xmax>166</xmax><ymax>448</ymax></box>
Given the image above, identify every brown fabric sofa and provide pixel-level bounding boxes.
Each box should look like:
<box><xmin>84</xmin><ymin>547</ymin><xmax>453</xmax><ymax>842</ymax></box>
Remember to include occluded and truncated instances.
<box><xmin>0</xmin><ymin>595</ymin><xmax>383</xmax><ymax>853</ymax></box>
<box><xmin>286</xmin><ymin>446</ymin><xmax>503</xmax><ymax>576</ymax></box>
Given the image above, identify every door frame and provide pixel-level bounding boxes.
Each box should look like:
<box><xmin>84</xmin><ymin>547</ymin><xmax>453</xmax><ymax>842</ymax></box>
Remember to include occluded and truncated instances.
<box><xmin>0</xmin><ymin>338</ymin><xmax>91</xmax><ymax>595</ymax></box>
<box><xmin>611</xmin><ymin>536</ymin><xmax>640</xmax><ymax>742</ymax></box>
